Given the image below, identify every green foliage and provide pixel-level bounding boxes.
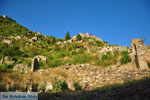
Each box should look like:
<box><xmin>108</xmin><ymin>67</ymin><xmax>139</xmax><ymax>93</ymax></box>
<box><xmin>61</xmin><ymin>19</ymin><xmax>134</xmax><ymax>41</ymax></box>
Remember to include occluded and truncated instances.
<box><xmin>100</xmin><ymin>51</ymin><xmax>119</xmax><ymax>67</ymax></box>
<box><xmin>71</xmin><ymin>54</ymin><xmax>92</xmax><ymax>64</ymax></box>
<box><xmin>55</xmin><ymin>52</ymin><xmax>66</xmax><ymax>58</ymax></box>
<box><xmin>120</xmin><ymin>51</ymin><xmax>131</xmax><ymax>64</ymax></box>
<box><xmin>113</xmin><ymin>50</ymin><xmax>119</xmax><ymax>57</ymax></box>
<box><xmin>113</xmin><ymin>44</ymin><xmax>119</xmax><ymax>46</ymax></box>
<box><xmin>147</xmin><ymin>62</ymin><xmax>150</xmax><ymax>68</ymax></box>
<box><xmin>47</xmin><ymin>59</ymin><xmax>62</xmax><ymax>68</ymax></box>
<box><xmin>53</xmin><ymin>46</ymin><xmax>61</xmax><ymax>52</ymax></box>
<box><xmin>74</xmin><ymin>83</ymin><xmax>82</xmax><ymax>91</ymax></box>
<box><xmin>76</xmin><ymin>34</ymin><xmax>82</xmax><ymax>41</ymax></box>
<box><xmin>23</xmin><ymin>60</ymin><xmax>32</xmax><ymax>67</ymax></box>
<box><xmin>72</xmin><ymin>51</ymin><xmax>77</xmax><ymax>55</ymax></box>
<box><xmin>0</xmin><ymin>43</ymin><xmax>22</xmax><ymax>57</ymax></box>
<box><xmin>0</xmin><ymin>64</ymin><xmax>15</xmax><ymax>71</ymax></box>
<box><xmin>53</xmin><ymin>80</ymin><xmax>68</xmax><ymax>92</ymax></box>
<box><xmin>78</xmin><ymin>47</ymin><xmax>86</xmax><ymax>54</ymax></box>
<box><xmin>88</xmin><ymin>41</ymin><xmax>94</xmax><ymax>46</ymax></box>
<box><xmin>65</xmin><ymin>32</ymin><xmax>71</xmax><ymax>40</ymax></box>
<box><xmin>51</xmin><ymin>37</ymin><xmax>56</xmax><ymax>44</ymax></box>
<box><xmin>90</xmin><ymin>49</ymin><xmax>96</xmax><ymax>53</ymax></box>
<box><xmin>40</xmin><ymin>82</ymin><xmax>46</xmax><ymax>92</ymax></box>
<box><xmin>96</xmin><ymin>41</ymin><xmax>103</xmax><ymax>47</ymax></box>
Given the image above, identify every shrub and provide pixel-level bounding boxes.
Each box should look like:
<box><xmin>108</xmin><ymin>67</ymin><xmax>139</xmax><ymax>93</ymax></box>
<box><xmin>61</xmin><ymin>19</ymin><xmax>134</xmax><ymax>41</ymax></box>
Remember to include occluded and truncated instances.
<box><xmin>40</xmin><ymin>82</ymin><xmax>46</xmax><ymax>92</ymax></box>
<box><xmin>147</xmin><ymin>62</ymin><xmax>150</xmax><ymax>68</ymax></box>
<box><xmin>1</xmin><ymin>46</ymin><xmax>22</xmax><ymax>57</ymax></box>
<box><xmin>102</xmin><ymin>52</ymin><xmax>112</xmax><ymax>61</ymax></box>
<box><xmin>96</xmin><ymin>41</ymin><xmax>103</xmax><ymax>47</ymax></box>
<box><xmin>74</xmin><ymin>83</ymin><xmax>82</xmax><ymax>91</ymax></box>
<box><xmin>51</xmin><ymin>37</ymin><xmax>56</xmax><ymax>44</ymax></box>
<box><xmin>53</xmin><ymin>46</ymin><xmax>61</xmax><ymax>52</ymax></box>
<box><xmin>65</xmin><ymin>32</ymin><xmax>71</xmax><ymax>40</ymax></box>
<box><xmin>0</xmin><ymin>64</ymin><xmax>15</xmax><ymax>71</ymax></box>
<box><xmin>113</xmin><ymin>50</ymin><xmax>119</xmax><ymax>57</ymax></box>
<box><xmin>68</xmin><ymin>47</ymin><xmax>72</xmax><ymax>51</ymax></box>
<box><xmin>53</xmin><ymin>80</ymin><xmax>68</xmax><ymax>92</ymax></box>
<box><xmin>76</xmin><ymin>34</ymin><xmax>82</xmax><ymax>41</ymax></box>
<box><xmin>88</xmin><ymin>41</ymin><xmax>94</xmax><ymax>46</ymax></box>
<box><xmin>72</xmin><ymin>54</ymin><xmax>92</xmax><ymax>64</ymax></box>
<box><xmin>72</xmin><ymin>51</ymin><xmax>77</xmax><ymax>55</ymax></box>
<box><xmin>78</xmin><ymin>47</ymin><xmax>86</xmax><ymax>54</ymax></box>
<box><xmin>47</xmin><ymin>59</ymin><xmax>62</xmax><ymax>68</ymax></box>
<box><xmin>120</xmin><ymin>51</ymin><xmax>131</xmax><ymax>64</ymax></box>
<box><xmin>55</xmin><ymin>52</ymin><xmax>66</xmax><ymax>58</ymax></box>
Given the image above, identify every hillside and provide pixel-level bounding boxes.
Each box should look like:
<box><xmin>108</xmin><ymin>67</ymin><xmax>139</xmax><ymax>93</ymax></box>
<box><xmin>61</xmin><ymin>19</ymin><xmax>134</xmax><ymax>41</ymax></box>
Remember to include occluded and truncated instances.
<box><xmin>0</xmin><ymin>15</ymin><xmax>150</xmax><ymax>100</ymax></box>
<box><xmin>0</xmin><ymin>15</ymin><xmax>132</xmax><ymax>70</ymax></box>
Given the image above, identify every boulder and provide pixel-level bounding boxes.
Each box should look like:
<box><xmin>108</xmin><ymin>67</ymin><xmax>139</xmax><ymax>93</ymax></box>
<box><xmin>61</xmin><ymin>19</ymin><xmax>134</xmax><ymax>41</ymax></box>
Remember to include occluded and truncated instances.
<box><xmin>45</xmin><ymin>82</ymin><xmax>53</xmax><ymax>92</ymax></box>
<box><xmin>3</xmin><ymin>39</ymin><xmax>11</xmax><ymax>44</ymax></box>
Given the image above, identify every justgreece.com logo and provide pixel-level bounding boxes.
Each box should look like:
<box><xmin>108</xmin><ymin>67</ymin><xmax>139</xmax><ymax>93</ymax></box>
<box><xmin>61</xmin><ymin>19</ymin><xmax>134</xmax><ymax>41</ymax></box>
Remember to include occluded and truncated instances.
<box><xmin>0</xmin><ymin>92</ymin><xmax>38</xmax><ymax>100</ymax></box>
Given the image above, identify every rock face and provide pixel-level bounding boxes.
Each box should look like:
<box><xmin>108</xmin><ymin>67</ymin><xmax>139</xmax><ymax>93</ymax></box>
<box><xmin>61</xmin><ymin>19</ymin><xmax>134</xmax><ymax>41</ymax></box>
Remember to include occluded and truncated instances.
<box><xmin>72</xmin><ymin>33</ymin><xmax>103</xmax><ymax>42</ymax></box>
<box><xmin>13</xmin><ymin>64</ymin><xmax>30</xmax><ymax>73</ymax></box>
<box><xmin>31</xmin><ymin>55</ymin><xmax>47</xmax><ymax>72</ymax></box>
<box><xmin>131</xmin><ymin>38</ymin><xmax>148</xmax><ymax>70</ymax></box>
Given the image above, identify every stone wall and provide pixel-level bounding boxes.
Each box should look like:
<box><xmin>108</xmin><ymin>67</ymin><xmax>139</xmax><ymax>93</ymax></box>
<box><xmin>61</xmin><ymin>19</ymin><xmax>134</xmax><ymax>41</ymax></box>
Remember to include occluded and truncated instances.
<box><xmin>131</xmin><ymin>38</ymin><xmax>148</xmax><ymax>70</ymax></box>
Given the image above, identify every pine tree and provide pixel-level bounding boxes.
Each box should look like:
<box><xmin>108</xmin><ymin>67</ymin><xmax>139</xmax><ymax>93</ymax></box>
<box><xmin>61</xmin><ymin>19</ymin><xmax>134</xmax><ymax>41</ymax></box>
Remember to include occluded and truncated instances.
<box><xmin>65</xmin><ymin>32</ymin><xmax>71</xmax><ymax>40</ymax></box>
<box><xmin>76</xmin><ymin>34</ymin><xmax>82</xmax><ymax>41</ymax></box>
<box><xmin>52</xmin><ymin>37</ymin><xmax>56</xmax><ymax>44</ymax></box>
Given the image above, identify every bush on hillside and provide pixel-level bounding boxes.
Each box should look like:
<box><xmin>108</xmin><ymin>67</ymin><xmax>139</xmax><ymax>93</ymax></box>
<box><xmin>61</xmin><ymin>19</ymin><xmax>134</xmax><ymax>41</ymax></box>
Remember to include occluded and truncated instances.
<box><xmin>78</xmin><ymin>47</ymin><xmax>86</xmax><ymax>54</ymax></box>
<box><xmin>65</xmin><ymin>32</ymin><xmax>71</xmax><ymax>40</ymax></box>
<box><xmin>96</xmin><ymin>41</ymin><xmax>103</xmax><ymax>47</ymax></box>
<box><xmin>147</xmin><ymin>62</ymin><xmax>150</xmax><ymax>68</ymax></box>
<box><xmin>53</xmin><ymin>80</ymin><xmax>68</xmax><ymax>92</ymax></box>
<box><xmin>47</xmin><ymin>59</ymin><xmax>63</xmax><ymax>68</ymax></box>
<box><xmin>0</xmin><ymin>44</ymin><xmax>22</xmax><ymax>57</ymax></box>
<box><xmin>120</xmin><ymin>51</ymin><xmax>131</xmax><ymax>64</ymax></box>
<box><xmin>53</xmin><ymin>46</ymin><xmax>61</xmax><ymax>52</ymax></box>
<box><xmin>72</xmin><ymin>51</ymin><xmax>77</xmax><ymax>55</ymax></box>
<box><xmin>71</xmin><ymin>54</ymin><xmax>92</xmax><ymax>64</ymax></box>
<box><xmin>76</xmin><ymin>34</ymin><xmax>82</xmax><ymax>41</ymax></box>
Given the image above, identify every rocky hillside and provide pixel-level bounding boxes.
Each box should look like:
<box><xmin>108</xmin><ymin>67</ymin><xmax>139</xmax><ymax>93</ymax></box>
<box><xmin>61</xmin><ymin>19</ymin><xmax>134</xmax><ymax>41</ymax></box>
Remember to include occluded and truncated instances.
<box><xmin>0</xmin><ymin>15</ymin><xmax>134</xmax><ymax>72</ymax></box>
<box><xmin>0</xmin><ymin>15</ymin><xmax>150</xmax><ymax>100</ymax></box>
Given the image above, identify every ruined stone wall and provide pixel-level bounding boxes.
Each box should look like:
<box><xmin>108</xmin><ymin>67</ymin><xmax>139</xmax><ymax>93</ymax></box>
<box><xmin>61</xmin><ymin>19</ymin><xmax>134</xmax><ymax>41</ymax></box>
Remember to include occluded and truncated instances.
<box><xmin>131</xmin><ymin>38</ymin><xmax>148</xmax><ymax>70</ymax></box>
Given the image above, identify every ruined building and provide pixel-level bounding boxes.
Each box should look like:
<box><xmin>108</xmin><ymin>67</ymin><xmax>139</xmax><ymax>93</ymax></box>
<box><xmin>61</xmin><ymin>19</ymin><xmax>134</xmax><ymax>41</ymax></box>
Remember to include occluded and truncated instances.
<box><xmin>131</xmin><ymin>38</ymin><xmax>148</xmax><ymax>70</ymax></box>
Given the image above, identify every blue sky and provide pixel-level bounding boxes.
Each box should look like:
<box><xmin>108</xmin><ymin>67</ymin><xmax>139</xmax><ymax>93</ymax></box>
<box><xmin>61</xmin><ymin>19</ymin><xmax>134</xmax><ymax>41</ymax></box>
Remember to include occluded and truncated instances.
<box><xmin>0</xmin><ymin>0</ymin><xmax>150</xmax><ymax>46</ymax></box>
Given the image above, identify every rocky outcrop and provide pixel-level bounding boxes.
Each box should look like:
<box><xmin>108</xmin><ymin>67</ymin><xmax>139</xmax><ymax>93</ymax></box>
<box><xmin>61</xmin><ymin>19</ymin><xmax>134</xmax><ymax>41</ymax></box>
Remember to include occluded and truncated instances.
<box><xmin>13</xmin><ymin>64</ymin><xmax>30</xmax><ymax>73</ymax></box>
<box><xmin>3</xmin><ymin>56</ymin><xmax>15</xmax><ymax>64</ymax></box>
<box><xmin>45</xmin><ymin>82</ymin><xmax>53</xmax><ymax>92</ymax></box>
<box><xmin>131</xmin><ymin>38</ymin><xmax>148</xmax><ymax>70</ymax></box>
<box><xmin>2</xmin><ymin>39</ymin><xmax>11</xmax><ymax>44</ymax></box>
<box><xmin>72</xmin><ymin>33</ymin><xmax>103</xmax><ymax>42</ymax></box>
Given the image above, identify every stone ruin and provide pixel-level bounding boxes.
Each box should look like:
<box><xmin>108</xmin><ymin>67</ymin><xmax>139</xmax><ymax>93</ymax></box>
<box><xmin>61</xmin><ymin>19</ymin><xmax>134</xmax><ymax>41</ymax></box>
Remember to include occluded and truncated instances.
<box><xmin>31</xmin><ymin>55</ymin><xmax>47</xmax><ymax>72</ymax></box>
<box><xmin>131</xmin><ymin>38</ymin><xmax>148</xmax><ymax>70</ymax></box>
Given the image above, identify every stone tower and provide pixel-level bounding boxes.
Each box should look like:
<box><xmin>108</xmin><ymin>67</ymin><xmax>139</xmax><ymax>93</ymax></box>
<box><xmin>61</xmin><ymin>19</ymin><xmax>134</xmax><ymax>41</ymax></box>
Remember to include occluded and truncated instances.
<box><xmin>131</xmin><ymin>38</ymin><xmax>148</xmax><ymax>70</ymax></box>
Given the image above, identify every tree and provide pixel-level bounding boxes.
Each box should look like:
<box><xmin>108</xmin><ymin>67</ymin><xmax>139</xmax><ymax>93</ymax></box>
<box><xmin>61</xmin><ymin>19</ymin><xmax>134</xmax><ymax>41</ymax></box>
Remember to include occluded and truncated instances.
<box><xmin>65</xmin><ymin>32</ymin><xmax>71</xmax><ymax>40</ymax></box>
<box><xmin>52</xmin><ymin>37</ymin><xmax>56</xmax><ymax>44</ymax></box>
<box><xmin>76</xmin><ymin>34</ymin><xmax>82</xmax><ymax>41</ymax></box>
